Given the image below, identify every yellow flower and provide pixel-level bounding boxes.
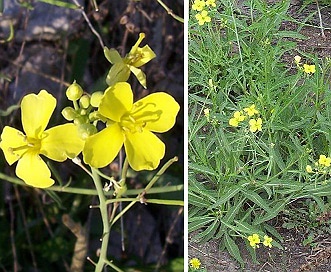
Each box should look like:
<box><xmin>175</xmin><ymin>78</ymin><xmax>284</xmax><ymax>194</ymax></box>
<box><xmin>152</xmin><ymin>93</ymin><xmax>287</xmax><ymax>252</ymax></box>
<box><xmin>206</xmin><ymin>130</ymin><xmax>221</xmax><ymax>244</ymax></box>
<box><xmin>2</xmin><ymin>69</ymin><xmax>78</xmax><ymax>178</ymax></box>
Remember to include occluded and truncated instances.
<box><xmin>263</xmin><ymin>235</ymin><xmax>273</xmax><ymax>248</ymax></box>
<box><xmin>195</xmin><ymin>10</ymin><xmax>211</xmax><ymax>25</ymax></box>
<box><xmin>249</xmin><ymin>118</ymin><xmax>262</xmax><ymax>132</ymax></box>
<box><xmin>244</xmin><ymin>104</ymin><xmax>259</xmax><ymax>117</ymax></box>
<box><xmin>83</xmin><ymin>82</ymin><xmax>180</xmax><ymax>170</ymax></box>
<box><xmin>306</xmin><ymin>165</ymin><xmax>313</xmax><ymax>173</ymax></box>
<box><xmin>0</xmin><ymin>90</ymin><xmax>84</xmax><ymax>188</ymax></box>
<box><xmin>229</xmin><ymin>111</ymin><xmax>245</xmax><ymax>127</ymax></box>
<box><xmin>303</xmin><ymin>64</ymin><xmax>316</xmax><ymax>74</ymax></box>
<box><xmin>318</xmin><ymin>154</ymin><xmax>331</xmax><ymax>167</ymax></box>
<box><xmin>204</xmin><ymin>108</ymin><xmax>210</xmax><ymax>119</ymax></box>
<box><xmin>192</xmin><ymin>0</ymin><xmax>206</xmax><ymax>11</ymax></box>
<box><xmin>189</xmin><ymin>258</ymin><xmax>201</xmax><ymax>269</ymax></box>
<box><xmin>205</xmin><ymin>0</ymin><xmax>216</xmax><ymax>7</ymax></box>
<box><xmin>294</xmin><ymin>55</ymin><xmax>301</xmax><ymax>65</ymax></box>
<box><xmin>248</xmin><ymin>233</ymin><xmax>260</xmax><ymax>248</ymax></box>
<box><xmin>104</xmin><ymin>33</ymin><xmax>156</xmax><ymax>88</ymax></box>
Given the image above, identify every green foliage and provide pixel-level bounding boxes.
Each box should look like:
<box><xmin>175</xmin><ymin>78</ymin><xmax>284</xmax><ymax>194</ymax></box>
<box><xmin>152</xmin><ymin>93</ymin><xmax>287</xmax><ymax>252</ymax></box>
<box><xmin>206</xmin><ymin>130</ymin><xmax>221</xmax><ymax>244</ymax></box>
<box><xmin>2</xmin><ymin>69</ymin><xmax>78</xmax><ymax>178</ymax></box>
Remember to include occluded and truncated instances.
<box><xmin>189</xmin><ymin>0</ymin><xmax>331</xmax><ymax>267</ymax></box>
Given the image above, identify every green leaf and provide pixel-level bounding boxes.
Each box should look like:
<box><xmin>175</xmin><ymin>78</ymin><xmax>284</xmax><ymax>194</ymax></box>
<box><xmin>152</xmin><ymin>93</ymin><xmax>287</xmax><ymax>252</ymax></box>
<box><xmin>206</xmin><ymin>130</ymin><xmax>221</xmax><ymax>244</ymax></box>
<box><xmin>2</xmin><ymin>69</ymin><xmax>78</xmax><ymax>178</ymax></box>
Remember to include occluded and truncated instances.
<box><xmin>253</xmin><ymin>195</ymin><xmax>292</xmax><ymax>225</ymax></box>
<box><xmin>234</xmin><ymin>220</ymin><xmax>256</xmax><ymax>234</ymax></box>
<box><xmin>193</xmin><ymin>217</ymin><xmax>221</xmax><ymax>243</ymax></box>
<box><xmin>209</xmin><ymin>186</ymin><xmax>242</xmax><ymax>209</ymax></box>
<box><xmin>189</xmin><ymin>162</ymin><xmax>219</xmax><ymax>177</ymax></box>
<box><xmin>37</xmin><ymin>0</ymin><xmax>78</xmax><ymax>9</ymax></box>
<box><xmin>188</xmin><ymin>216</ymin><xmax>215</xmax><ymax>233</ymax></box>
<box><xmin>224</xmin><ymin>232</ymin><xmax>244</xmax><ymax>267</ymax></box>
<box><xmin>241</xmin><ymin>190</ymin><xmax>272</xmax><ymax>213</ymax></box>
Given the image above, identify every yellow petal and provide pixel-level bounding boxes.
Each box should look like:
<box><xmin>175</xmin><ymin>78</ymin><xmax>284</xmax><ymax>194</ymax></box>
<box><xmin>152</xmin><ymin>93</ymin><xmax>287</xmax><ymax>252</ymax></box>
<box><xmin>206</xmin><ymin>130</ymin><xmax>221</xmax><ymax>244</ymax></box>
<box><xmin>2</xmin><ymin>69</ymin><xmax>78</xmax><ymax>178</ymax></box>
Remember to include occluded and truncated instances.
<box><xmin>16</xmin><ymin>151</ymin><xmax>54</xmax><ymax>188</ymax></box>
<box><xmin>40</xmin><ymin>124</ymin><xmax>84</xmax><ymax>161</ymax></box>
<box><xmin>129</xmin><ymin>66</ymin><xmax>147</xmax><ymax>88</ymax></box>
<box><xmin>83</xmin><ymin>124</ymin><xmax>124</xmax><ymax>168</ymax></box>
<box><xmin>104</xmin><ymin>47</ymin><xmax>123</xmax><ymax>64</ymax></box>
<box><xmin>99</xmin><ymin>82</ymin><xmax>133</xmax><ymax>122</ymax></box>
<box><xmin>21</xmin><ymin>90</ymin><xmax>56</xmax><ymax>139</ymax></box>
<box><xmin>131</xmin><ymin>45</ymin><xmax>156</xmax><ymax>67</ymax></box>
<box><xmin>0</xmin><ymin>126</ymin><xmax>27</xmax><ymax>165</ymax></box>
<box><xmin>106</xmin><ymin>63</ymin><xmax>131</xmax><ymax>87</ymax></box>
<box><xmin>124</xmin><ymin>129</ymin><xmax>165</xmax><ymax>171</ymax></box>
<box><xmin>133</xmin><ymin>92</ymin><xmax>180</xmax><ymax>133</ymax></box>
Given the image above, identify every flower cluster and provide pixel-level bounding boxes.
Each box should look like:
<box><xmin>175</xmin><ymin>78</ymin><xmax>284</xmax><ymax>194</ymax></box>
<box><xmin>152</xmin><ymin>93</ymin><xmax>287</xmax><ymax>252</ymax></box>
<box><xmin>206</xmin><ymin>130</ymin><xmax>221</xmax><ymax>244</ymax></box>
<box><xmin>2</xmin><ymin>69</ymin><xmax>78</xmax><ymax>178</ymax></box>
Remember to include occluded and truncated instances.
<box><xmin>0</xmin><ymin>33</ymin><xmax>180</xmax><ymax>188</ymax></box>
<box><xmin>229</xmin><ymin>104</ymin><xmax>262</xmax><ymax>132</ymax></box>
<box><xmin>247</xmin><ymin>234</ymin><xmax>273</xmax><ymax>249</ymax></box>
<box><xmin>189</xmin><ymin>258</ymin><xmax>201</xmax><ymax>269</ymax></box>
<box><xmin>294</xmin><ymin>55</ymin><xmax>316</xmax><ymax>75</ymax></box>
<box><xmin>306</xmin><ymin>154</ymin><xmax>331</xmax><ymax>174</ymax></box>
<box><xmin>191</xmin><ymin>0</ymin><xmax>216</xmax><ymax>25</ymax></box>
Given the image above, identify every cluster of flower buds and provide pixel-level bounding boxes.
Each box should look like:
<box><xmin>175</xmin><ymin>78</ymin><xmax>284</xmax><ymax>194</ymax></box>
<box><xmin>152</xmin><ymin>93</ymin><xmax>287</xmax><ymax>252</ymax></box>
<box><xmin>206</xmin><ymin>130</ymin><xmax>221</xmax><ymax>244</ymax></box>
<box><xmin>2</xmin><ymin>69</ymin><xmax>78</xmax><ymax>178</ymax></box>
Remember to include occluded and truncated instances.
<box><xmin>62</xmin><ymin>81</ymin><xmax>105</xmax><ymax>140</ymax></box>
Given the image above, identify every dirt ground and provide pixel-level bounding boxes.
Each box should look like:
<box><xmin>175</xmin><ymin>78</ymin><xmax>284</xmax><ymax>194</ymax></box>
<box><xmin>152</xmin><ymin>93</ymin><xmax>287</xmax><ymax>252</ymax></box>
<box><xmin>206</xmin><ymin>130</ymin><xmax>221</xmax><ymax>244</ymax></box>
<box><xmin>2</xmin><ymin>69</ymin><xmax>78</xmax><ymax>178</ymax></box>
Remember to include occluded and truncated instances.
<box><xmin>188</xmin><ymin>1</ymin><xmax>331</xmax><ymax>272</ymax></box>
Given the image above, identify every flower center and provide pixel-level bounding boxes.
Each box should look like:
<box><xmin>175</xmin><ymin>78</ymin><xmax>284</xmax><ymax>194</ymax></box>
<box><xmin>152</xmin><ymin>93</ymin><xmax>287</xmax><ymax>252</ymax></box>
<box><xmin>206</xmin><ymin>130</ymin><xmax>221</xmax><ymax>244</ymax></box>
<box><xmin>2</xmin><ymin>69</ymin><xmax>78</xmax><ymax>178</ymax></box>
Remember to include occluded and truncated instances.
<box><xmin>9</xmin><ymin>134</ymin><xmax>42</xmax><ymax>157</ymax></box>
<box><xmin>119</xmin><ymin>101</ymin><xmax>162</xmax><ymax>134</ymax></box>
<box><xmin>120</xmin><ymin>113</ymin><xmax>145</xmax><ymax>133</ymax></box>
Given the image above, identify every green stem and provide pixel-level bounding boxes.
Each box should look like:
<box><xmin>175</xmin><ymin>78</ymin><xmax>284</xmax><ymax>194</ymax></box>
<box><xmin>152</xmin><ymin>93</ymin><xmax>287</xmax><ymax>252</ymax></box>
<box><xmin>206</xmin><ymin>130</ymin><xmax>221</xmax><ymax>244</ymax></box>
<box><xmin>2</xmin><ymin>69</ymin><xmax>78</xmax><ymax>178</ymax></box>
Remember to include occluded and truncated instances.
<box><xmin>91</xmin><ymin>167</ymin><xmax>110</xmax><ymax>272</ymax></box>
<box><xmin>155</xmin><ymin>0</ymin><xmax>184</xmax><ymax>23</ymax></box>
<box><xmin>0</xmin><ymin>172</ymin><xmax>183</xmax><ymax>195</ymax></box>
<box><xmin>105</xmin><ymin>197</ymin><xmax>184</xmax><ymax>206</ymax></box>
<box><xmin>111</xmin><ymin>157</ymin><xmax>178</xmax><ymax>226</ymax></box>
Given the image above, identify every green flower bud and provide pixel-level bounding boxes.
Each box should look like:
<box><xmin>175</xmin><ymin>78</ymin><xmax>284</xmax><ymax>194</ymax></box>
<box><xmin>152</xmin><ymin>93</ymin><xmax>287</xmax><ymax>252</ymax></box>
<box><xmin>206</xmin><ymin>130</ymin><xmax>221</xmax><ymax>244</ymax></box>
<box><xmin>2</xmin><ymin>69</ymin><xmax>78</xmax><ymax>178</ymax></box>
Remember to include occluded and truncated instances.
<box><xmin>73</xmin><ymin>115</ymin><xmax>88</xmax><ymax>125</ymax></box>
<box><xmin>62</xmin><ymin>107</ymin><xmax>77</xmax><ymax>121</ymax></box>
<box><xmin>66</xmin><ymin>81</ymin><xmax>83</xmax><ymax>101</ymax></box>
<box><xmin>79</xmin><ymin>108</ymin><xmax>88</xmax><ymax>116</ymax></box>
<box><xmin>90</xmin><ymin>91</ymin><xmax>104</xmax><ymax>107</ymax></box>
<box><xmin>79</xmin><ymin>94</ymin><xmax>90</xmax><ymax>109</ymax></box>
<box><xmin>78</xmin><ymin>123</ymin><xmax>98</xmax><ymax>140</ymax></box>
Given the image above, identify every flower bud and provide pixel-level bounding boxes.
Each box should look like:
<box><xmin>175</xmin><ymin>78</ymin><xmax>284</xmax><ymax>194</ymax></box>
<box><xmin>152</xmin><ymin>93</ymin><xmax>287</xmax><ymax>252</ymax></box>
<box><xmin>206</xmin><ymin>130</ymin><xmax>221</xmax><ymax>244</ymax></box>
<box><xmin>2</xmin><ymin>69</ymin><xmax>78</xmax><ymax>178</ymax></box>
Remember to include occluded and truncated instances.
<box><xmin>78</xmin><ymin>123</ymin><xmax>97</xmax><ymax>140</ymax></box>
<box><xmin>66</xmin><ymin>81</ymin><xmax>83</xmax><ymax>101</ymax></box>
<box><xmin>62</xmin><ymin>107</ymin><xmax>77</xmax><ymax>121</ymax></box>
<box><xmin>79</xmin><ymin>94</ymin><xmax>90</xmax><ymax>109</ymax></box>
<box><xmin>90</xmin><ymin>91</ymin><xmax>104</xmax><ymax>107</ymax></box>
<box><xmin>73</xmin><ymin>115</ymin><xmax>88</xmax><ymax>125</ymax></box>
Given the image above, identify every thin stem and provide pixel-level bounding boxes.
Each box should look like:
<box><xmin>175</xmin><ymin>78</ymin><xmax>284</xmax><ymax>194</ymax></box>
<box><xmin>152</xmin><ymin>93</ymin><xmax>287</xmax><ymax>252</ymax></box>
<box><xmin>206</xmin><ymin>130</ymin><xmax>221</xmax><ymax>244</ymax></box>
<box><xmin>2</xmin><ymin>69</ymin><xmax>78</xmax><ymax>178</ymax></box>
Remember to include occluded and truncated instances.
<box><xmin>71</xmin><ymin>0</ymin><xmax>105</xmax><ymax>48</ymax></box>
<box><xmin>111</xmin><ymin>157</ymin><xmax>178</xmax><ymax>226</ymax></box>
<box><xmin>105</xmin><ymin>197</ymin><xmax>184</xmax><ymax>206</ymax></box>
<box><xmin>91</xmin><ymin>168</ymin><xmax>110</xmax><ymax>272</ymax></box>
<box><xmin>155</xmin><ymin>0</ymin><xmax>184</xmax><ymax>23</ymax></box>
<box><xmin>315</xmin><ymin>0</ymin><xmax>325</xmax><ymax>38</ymax></box>
<box><xmin>0</xmin><ymin>172</ymin><xmax>184</xmax><ymax>195</ymax></box>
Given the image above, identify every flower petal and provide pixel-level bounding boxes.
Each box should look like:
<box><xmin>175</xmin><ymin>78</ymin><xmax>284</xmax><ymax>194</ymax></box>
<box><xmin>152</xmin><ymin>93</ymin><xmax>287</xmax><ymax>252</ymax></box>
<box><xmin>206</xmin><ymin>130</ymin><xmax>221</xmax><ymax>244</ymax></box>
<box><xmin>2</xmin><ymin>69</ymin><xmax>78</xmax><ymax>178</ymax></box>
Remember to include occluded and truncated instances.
<box><xmin>0</xmin><ymin>126</ymin><xmax>27</xmax><ymax>165</ymax></box>
<box><xmin>133</xmin><ymin>92</ymin><xmax>180</xmax><ymax>133</ymax></box>
<box><xmin>106</xmin><ymin>63</ymin><xmax>131</xmax><ymax>87</ymax></box>
<box><xmin>21</xmin><ymin>90</ymin><xmax>56</xmax><ymax>139</ymax></box>
<box><xmin>83</xmin><ymin>124</ymin><xmax>124</xmax><ymax>168</ymax></box>
<box><xmin>16</xmin><ymin>151</ymin><xmax>54</xmax><ymax>188</ymax></box>
<box><xmin>40</xmin><ymin>124</ymin><xmax>84</xmax><ymax>161</ymax></box>
<box><xmin>99</xmin><ymin>82</ymin><xmax>133</xmax><ymax>122</ymax></box>
<box><xmin>104</xmin><ymin>47</ymin><xmax>123</xmax><ymax>64</ymax></box>
<box><xmin>124</xmin><ymin>129</ymin><xmax>165</xmax><ymax>171</ymax></box>
<box><xmin>129</xmin><ymin>66</ymin><xmax>147</xmax><ymax>88</ymax></box>
<box><xmin>131</xmin><ymin>45</ymin><xmax>156</xmax><ymax>68</ymax></box>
